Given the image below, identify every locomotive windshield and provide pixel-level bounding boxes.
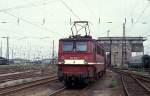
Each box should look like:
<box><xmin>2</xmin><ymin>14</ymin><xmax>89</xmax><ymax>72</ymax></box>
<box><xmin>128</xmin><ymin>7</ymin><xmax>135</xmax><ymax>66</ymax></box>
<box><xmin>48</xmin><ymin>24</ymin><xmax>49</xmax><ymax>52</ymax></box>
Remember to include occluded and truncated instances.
<box><xmin>76</xmin><ymin>42</ymin><xmax>87</xmax><ymax>51</ymax></box>
<box><xmin>63</xmin><ymin>41</ymin><xmax>87</xmax><ymax>52</ymax></box>
<box><xmin>63</xmin><ymin>42</ymin><xmax>73</xmax><ymax>51</ymax></box>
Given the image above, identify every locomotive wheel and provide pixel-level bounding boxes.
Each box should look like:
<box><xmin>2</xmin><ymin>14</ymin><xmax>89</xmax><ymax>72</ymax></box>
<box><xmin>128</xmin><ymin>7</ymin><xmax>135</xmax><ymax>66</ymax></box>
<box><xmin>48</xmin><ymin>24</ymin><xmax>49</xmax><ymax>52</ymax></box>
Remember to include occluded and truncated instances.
<box><xmin>102</xmin><ymin>71</ymin><xmax>105</xmax><ymax>75</ymax></box>
<box><xmin>86</xmin><ymin>79</ymin><xmax>90</xmax><ymax>84</ymax></box>
<box><xmin>98</xmin><ymin>72</ymin><xmax>102</xmax><ymax>78</ymax></box>
<box><xmin>64</xmin><ymin>81</ymin><xmax>72</xmax><ymax>88</ymax></box>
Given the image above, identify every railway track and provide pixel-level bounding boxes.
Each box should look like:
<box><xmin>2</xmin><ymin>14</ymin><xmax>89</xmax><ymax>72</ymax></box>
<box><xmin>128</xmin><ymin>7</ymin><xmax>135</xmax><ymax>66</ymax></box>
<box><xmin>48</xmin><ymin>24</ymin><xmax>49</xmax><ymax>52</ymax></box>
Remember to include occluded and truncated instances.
<box><xmin>0</xmin><ymin>70</ymin><xmax>37</xmax><ymax>83</ymax></box>
<box><xmin>0</xmin><ymin>70</ymin><xmax>55</xmax><ymax>83</ymax></box>
<box><xmin>48</xmin><ymin>87</ymin><xmax>66</xmax><ymax>96</ymax></box>
<box><xmin>0</xmin><ymin>76</ymin><xmax>57</xmax><ymax>96</ymax></box>
<box><xmin>128</xmin><ymin>68</ymin><xmax>150</xmax><ymax>73</ymax></box>
<box><xmin>121</xmin><ymin>75</ymin><xmax>150</xmax><ymax>96</ymax></box>
<box><xmin>48</xmin><ymin>83</ymin><xmax>92</xmax><ymax>96</ymax></box>
<box><xmin>48</xmin><ymin>87</ymin><xmax>89</xmax><ymax>96</ymax></box>
<box><xmin>112</xmin><ymin>68</ymin><xmax>150</xmax><ymax>96</ymax></box>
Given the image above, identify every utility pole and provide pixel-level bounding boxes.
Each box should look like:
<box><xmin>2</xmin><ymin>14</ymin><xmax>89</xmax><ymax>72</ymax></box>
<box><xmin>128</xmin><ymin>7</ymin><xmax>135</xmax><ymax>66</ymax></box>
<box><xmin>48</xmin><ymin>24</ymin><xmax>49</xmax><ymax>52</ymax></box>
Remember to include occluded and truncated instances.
<box><xmin>52</xmin><ymin>40</ymin><xmax>54</xmax><ymax>64</ymax></box>
<box><xmin>107</xmin><ymin>29</ymin><xmax>110</xmax><ymax>37</ymax></box>
<box><xmin>0</xmin><ymin>38</ymin><xmax>2</xmax><ymax>57</ymax></box>
<box><xmin>109</xmin><ymin>37</ymin><xmax>112</xmax><ymax>66</ymax></box>
<box><xmin>11</xmin><ymin>49</ymin><xmax>14</xmax><ymax>59</ymax></box>
<box><xmin>122</xmin><ymin>23</ymin><xmax>127</xmax><ymax>66</ymax></box>
<box><xmin>6</xmin><ymin>36</ymin><xmax>9</xmax><ymax>63</ymax></box>
<box><xmin>2</xmin><ymin>36</ymin><xmax>9</xmax><ymax>64</ymax></box>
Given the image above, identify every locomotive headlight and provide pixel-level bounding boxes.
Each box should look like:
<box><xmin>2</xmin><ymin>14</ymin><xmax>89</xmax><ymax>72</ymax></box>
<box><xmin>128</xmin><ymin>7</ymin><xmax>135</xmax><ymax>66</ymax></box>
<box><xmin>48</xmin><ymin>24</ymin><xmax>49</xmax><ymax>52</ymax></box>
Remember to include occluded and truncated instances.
<box><xmin>84</xmin><ymin>60</ymin><xmax>88</xmax><ymax>64</ymax></box>
<box><xmin>61</xmin><ymin>60</ymin><xmax>65</xmax><ymax>64</ymax></box>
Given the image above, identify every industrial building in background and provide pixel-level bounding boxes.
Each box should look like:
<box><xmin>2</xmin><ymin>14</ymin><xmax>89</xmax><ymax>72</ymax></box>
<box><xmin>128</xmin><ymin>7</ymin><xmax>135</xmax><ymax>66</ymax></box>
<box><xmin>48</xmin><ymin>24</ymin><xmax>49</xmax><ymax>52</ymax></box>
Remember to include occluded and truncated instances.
<box><xmin>97</xmin><ymin>37</ymin><xmax>146</xmax><ymax>66</ymax></box>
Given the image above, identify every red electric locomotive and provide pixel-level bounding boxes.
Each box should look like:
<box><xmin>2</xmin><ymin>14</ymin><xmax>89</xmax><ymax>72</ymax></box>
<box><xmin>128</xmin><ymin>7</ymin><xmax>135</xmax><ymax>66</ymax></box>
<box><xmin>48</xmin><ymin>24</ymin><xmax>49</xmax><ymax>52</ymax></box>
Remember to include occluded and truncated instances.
<box><xmin>57</xmin><ymin>21</ymin><xmax>106</xmax><ymax>87</ymax></box>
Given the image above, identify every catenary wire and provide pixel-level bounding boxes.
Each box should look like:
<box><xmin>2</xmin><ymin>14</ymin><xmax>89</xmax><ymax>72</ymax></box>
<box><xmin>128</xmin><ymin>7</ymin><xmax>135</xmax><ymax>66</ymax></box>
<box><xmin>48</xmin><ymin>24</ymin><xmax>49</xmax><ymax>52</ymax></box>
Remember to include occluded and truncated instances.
<box><xmin>60</xmin><ymin>0</ymin><xmax>81</xmax><ymax>20</ymax></box>
<box><xmin>128</xmin><ymin>2</ymin><xmax>150</xmax><ymax>33</ymax></box>
<box><xmin>3</xmin><ymin>11</ymin><xmax>62</xmax><ymax>37</ymax></box>
<box><xmin>0</xmin><ymin>0</ymin><xmax>58</xmax><ymax>12</ymax></box>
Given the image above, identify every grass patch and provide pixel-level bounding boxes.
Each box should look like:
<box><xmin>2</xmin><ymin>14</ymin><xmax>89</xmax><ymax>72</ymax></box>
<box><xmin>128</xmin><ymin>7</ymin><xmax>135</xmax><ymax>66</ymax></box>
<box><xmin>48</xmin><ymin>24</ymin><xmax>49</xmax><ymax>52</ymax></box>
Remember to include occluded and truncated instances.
<box><xmin>109</xmin><ymin>80</ymin><xmax>117</xmax><ymax>88</ymax></box>
<box><xmin>137</xmin><ymin>68</ymin><xmax>145</xmax><ymax>75</ymax></box>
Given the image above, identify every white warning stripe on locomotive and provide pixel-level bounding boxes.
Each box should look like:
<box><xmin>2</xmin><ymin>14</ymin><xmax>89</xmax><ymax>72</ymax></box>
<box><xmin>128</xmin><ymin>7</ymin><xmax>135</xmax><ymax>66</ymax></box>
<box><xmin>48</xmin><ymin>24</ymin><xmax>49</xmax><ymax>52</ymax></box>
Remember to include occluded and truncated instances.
<box><xmin>65</xmin><ymin>60</ymin><xmax>85</xmax><ymax>64</ymax></box>
<box><xmin>58</xmin><ymin>60</ymin><xmax>104</xmax><ymax>65</ymax></box>
<box><xmin>88</xmin><ymin>62</ymin><xmax>104</xmax><ymax>64</ymax></box>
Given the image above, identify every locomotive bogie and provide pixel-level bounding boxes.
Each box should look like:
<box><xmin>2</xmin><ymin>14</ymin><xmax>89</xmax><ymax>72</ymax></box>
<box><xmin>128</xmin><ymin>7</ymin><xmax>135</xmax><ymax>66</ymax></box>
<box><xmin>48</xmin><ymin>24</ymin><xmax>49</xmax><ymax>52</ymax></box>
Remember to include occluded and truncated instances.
<box><xmin>57</xmin><ymin>63</ymin><xmax>105</xmax><ymax>87</ymax></box>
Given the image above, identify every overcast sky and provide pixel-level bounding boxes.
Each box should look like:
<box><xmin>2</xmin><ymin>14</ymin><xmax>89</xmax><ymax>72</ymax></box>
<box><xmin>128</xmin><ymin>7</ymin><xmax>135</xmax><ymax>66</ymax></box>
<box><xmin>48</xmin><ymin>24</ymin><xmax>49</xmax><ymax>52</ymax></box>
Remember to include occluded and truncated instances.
<box><xmin>0</xmin><ymin>0</ymin><xmax>150</xmax><ymax>59</ymax></box>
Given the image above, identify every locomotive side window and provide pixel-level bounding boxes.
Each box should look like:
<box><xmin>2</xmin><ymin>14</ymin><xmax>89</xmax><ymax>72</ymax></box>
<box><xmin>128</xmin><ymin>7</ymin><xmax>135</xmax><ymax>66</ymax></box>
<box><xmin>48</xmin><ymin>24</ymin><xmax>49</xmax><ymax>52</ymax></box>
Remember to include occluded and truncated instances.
<box><xmin>96</xmin><ymin>45</ymin><xmax>104</xmax><ymax>56</ymax></box>
<box><xmin>63</xmin><ymin>42</ymin><xmax>73</xmax><ymax>51</ymax></box>
<box><xmin>76</xmin><ymin>42</ymin><xmax>87</xmax><ymax>51</ymax></box>
<box><xmin>97</xmin><ymin>45</ymin><xmax>101</xmax><ymax>55</ymax></box>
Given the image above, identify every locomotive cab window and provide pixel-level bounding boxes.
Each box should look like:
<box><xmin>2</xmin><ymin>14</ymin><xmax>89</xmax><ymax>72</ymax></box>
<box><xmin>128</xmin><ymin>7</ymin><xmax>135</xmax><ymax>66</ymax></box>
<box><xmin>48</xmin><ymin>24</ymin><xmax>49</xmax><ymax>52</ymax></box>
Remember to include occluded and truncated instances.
<box><xmin>63</xmin><ymin>42</ymin><xmax>73</xmax><ymax>51</ymax></box>
<box><xmin>76</xmin><ymin>42</ymin><xmax>87</xmax><ymax>52</ymax></box>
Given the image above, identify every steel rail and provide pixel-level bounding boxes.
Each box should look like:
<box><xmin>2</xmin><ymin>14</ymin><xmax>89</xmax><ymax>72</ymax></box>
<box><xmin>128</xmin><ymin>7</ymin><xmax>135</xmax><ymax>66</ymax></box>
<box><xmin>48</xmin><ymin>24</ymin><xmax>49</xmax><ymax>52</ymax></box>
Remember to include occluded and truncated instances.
<box><xmin>48</xmin><ymin>83</ymin><xmax>92</xmax><ymax>96</ymax></box>
<box><xmin>112</xmin><ymin>68</ymin><xmax>150</xmax><ymax>80</ymax></box>
<box><xmin>48</xmin><ymin>87</ymin><xmax>66</xmax><ymax>96</ymax></box>
<box><xmin>133</xmin><ymin>77</ymin><xmax>150</xmax><ymax>92</ymax></box>
<box><xmin>121</xmin><ymin>75</ymin><xmax>149</xmax><ymax>96</ymax></box>
<box><xmin>112</xmin><ymin>68</ymin><xmax>150</xmax><ymax>96</ymax></box>
<box><xmin>0</xmin><ymin>76</ymin><xmax>57</xmax><ymax>95</ymax></box>
<box><xmin>121</xmin><ymin>75</ymin><xmax>130</xmax><ymax>96</ymax></box>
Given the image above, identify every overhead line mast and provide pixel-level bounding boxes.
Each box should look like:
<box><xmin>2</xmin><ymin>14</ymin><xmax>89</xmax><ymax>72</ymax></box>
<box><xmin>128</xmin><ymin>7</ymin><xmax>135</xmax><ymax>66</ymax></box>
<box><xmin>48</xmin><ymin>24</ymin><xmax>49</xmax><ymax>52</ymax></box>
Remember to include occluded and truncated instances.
<box><xmin>122</xmin><ymin>22</ymin><xmax>127</xmax><ymax>66</ymax></box>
